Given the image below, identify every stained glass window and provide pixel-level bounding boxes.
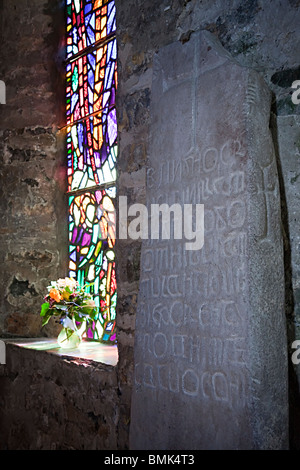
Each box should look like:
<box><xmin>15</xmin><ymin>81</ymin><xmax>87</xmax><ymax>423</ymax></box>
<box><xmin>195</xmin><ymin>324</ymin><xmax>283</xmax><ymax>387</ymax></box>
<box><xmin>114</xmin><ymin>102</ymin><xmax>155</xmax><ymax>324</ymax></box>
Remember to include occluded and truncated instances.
<box><xmin>66</xmin><ymin>0</ymin><xmax>117</xmax><ymax>343</ymax></box>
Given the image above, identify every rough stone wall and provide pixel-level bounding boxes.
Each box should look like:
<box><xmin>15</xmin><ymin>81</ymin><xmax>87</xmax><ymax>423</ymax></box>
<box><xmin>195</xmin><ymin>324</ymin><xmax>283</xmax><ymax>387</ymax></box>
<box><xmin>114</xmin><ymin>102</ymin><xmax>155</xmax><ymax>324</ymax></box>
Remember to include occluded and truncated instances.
<box><xmin>115</xmin><ymin>0</ymin><xmax>300</xmax><ymax>449</ymax></box>
<box><xmin>0</xmin><ymin>343</ymin><xmax>118</xmax><ymax>450</ymax></box>
<box><xmin>0</xmin><ymin>0</ymin><xmax>67</xmax><ymax>339</ymax></box>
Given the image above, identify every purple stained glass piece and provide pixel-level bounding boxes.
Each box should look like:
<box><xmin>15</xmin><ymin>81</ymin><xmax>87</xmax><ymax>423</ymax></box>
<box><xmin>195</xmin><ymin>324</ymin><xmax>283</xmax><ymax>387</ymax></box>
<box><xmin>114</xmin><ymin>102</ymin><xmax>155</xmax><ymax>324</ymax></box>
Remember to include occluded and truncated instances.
<box><xmin>110</xmin><ymin>333</ymin><xmax>116</xmax><ymax>342</ymax></box>
<box><xmin>71</xmin><ymin>226</ymin><xmax>78</xmax><ymax>244</ymax></box>
<box><xmin>94</xmin><ymin>151</ymin><xmax>101</xmax><ymax>167</ymax></box>
<box><xmin>95</xmin><ymin>190</ymin><xmax>103</xmax><ymax>204</ymax></box>
<box><xmin>107</xmin><ymin>109</ymin><xmax>117</xmax><ymax>147</ymax></box>
<box><xmin>82</xmin><ymin>233</ymin><xmax>92</xmax><ymax>246</ymax></box>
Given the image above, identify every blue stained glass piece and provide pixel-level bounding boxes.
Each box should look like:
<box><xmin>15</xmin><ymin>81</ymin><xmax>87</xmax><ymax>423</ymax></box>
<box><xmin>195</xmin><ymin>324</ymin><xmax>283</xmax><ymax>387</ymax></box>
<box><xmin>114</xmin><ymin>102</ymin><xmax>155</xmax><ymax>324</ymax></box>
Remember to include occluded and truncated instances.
<box><xmin>90</xmin><ymin>11</ymin><xmax>95</xmax><ymax>29</ymax></box>
<box><xmin>73</xmin><ymin>28</ymin><xmax>78</xmax><ymax>44</ymax></box>
<box><xmin>71</xmin><ymin>93</ymin><xmax>78</xmax><ymax>114</ymax></box>
<box><xmin>107</xmin><ymin>4</ymin><xmax>115</xmax><ymax>34</ymax></box>
<box><xmin>88</xmin><ymin>53</ymin><xmax>96</xmax><ymax>71</ymax></box>
<box><xmin>108</xmin><ymin>151</ymin><xmax>115</xmax><ymax>169</ymax></box>
<box><xmin>102</xmin><ymin>108</ymin><xmax>108</xmax><ymax>123</ymax></box>
<box><xmin>88</xmin><ymin>91</ymin><xmax>94</xmax><ymax>114</ymax></box>
<box><xmin>105</xmin><ymin>62</ymin><xmax>114</xmax><ymax>91</ymax></box>
<box><xmin>108</xmin><ymin>2</ymin><xmax>114</xmax><ymax>14</ymax></box>
<box><xmin>112</xmin><ymin>39</ymin><xmax>117</xmax><ymax>60</ymax></box>
<box><xmin>78</xmin><ymin>123</ymin><xmax>84</xmax><ymax>153</ymax></box>
<box><xmin>84</xmin><ymin>7</ymin><xmax>92</xmax><ymax>19</ymax></box>
<box><xmin>88</xmin><ymin>68</ymin><xmax>95</xmax><ymax>87</ymax></box>
<box><xmin>106</xmin><ymin>39</ymin><xmax>113</xmax><ymax>63</ymax></box>
<box><xmin>106</xmin><ymin>187</ymin><xmax>116</xmax><ymax>198</ymax></box>
<box><xmin>86</xmin><ymin>25</ymin><xmax>95</xmax><ymax>45</ymax></box>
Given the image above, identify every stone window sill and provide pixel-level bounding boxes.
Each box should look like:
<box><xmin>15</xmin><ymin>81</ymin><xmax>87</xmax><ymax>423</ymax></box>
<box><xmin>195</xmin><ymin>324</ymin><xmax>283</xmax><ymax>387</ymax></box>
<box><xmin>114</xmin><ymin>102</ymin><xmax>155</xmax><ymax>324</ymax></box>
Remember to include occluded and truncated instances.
<box><xmin>2</xmin><ymin>337</ymin><xmax>118</xmax><ymax>367</ymax></box>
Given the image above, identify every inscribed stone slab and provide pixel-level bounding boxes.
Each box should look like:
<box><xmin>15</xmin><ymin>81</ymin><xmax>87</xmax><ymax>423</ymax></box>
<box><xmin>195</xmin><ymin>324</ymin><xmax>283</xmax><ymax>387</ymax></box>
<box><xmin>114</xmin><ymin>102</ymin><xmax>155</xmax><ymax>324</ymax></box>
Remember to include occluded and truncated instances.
<box><xmin>129</xmin><ymin>30</ymin><xmax>288</xmax><ymax>450</ymax></box>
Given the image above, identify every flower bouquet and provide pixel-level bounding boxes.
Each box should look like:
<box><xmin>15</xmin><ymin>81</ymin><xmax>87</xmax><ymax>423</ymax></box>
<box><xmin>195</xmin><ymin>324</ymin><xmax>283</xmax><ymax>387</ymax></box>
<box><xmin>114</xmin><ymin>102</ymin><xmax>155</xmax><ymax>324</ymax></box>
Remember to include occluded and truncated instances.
<box><xmin>40</xmin><ymin>277</ymin><xmax>98</xmax><ymax>348</ymax></box>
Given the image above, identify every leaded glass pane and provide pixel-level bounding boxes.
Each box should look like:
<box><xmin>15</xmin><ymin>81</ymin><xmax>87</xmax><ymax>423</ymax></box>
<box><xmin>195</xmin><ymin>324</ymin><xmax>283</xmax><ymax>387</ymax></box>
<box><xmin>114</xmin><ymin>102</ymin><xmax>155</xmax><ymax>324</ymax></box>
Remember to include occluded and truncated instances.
<box><xmin>66</xmin><ymin>0</ymin><xmax>116</xmax><ymax>59</ymax></box>
<box><xmin>67</xmin><ymin>113</ymin><xmax>117</xmax><ymax>191</ymax></box>
<box><xmin>66</xmin><ymin>38</ymin><xmax>117</xmax><ymax>124</ymax></box>
<box><xmin>66</xmin><ymin>0</ymin><xmax>117</xmax><ymax>343</ymax></box>
<box><xmin>68</xmin><ymin>188</ymin><xmax>117</xmax><ymax>343</ymax></box>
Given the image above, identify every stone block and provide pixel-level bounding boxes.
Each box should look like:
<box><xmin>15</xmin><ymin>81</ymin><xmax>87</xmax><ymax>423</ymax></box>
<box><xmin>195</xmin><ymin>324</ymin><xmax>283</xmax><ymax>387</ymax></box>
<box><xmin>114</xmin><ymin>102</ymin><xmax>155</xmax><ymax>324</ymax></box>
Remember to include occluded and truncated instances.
<box><xmin>129</xmin><ymin>30</ymin><xmax>288</xmax><ymax>450</ymax></box>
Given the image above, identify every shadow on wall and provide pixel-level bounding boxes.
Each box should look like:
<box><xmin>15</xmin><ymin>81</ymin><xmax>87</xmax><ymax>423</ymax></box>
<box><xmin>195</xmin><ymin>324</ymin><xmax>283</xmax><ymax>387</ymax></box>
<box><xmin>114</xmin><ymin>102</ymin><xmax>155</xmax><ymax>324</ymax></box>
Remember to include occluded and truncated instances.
<box><xmin>270</xmin><ymin>99</ymin><xmax>300</xmax><ymax>450</ymax></box>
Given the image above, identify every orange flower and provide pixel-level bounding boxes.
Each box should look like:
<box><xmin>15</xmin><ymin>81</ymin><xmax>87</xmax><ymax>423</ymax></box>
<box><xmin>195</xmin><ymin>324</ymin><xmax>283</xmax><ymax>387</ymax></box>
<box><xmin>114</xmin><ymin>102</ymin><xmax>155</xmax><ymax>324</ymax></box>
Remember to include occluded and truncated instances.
<box><xmin>49</xmin><ymin>288</ymin><xmax>62</xmax><ymax>303</ymax></box>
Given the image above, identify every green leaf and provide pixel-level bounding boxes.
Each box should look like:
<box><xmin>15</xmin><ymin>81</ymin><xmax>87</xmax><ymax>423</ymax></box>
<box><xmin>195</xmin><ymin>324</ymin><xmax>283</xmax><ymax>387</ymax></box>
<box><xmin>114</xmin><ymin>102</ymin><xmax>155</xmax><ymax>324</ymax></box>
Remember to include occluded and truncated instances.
<box><xmin>80</xmin><ymin>306</ymin><xmax>94</xmax><ymax>316</ymax></box>
<box><xmin>54</xmin><ymin>305</ymin><xmax>68</xmax><ymax>311</ymax></box>
<box><xmin>40</xmin><ymin>302</ymin><xmax>50</xmax><ymax>317</ymax></box>
<box><xmin>90</xmin><ymin>308</ymin><xmax>97</xmax><ymax>320</ymax></box>
<box><xmin>42</xmin><ymin>314</ymin><xmax>51</xmax><ymax>327</ymax></box>
<box><xmin>74</xmin><ymin>313</ymin><xmax>84</xmax><ymax>324</ymax></box>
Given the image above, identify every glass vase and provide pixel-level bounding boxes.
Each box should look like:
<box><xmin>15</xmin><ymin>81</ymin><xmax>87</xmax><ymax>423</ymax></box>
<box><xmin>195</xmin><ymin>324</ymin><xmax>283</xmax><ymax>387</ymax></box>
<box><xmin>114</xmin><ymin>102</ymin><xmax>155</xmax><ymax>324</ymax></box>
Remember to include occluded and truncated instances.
<box><xmin>57</xmin><ymin>327</ymin><xmax>81</xmax><ymax>349</ymax></box>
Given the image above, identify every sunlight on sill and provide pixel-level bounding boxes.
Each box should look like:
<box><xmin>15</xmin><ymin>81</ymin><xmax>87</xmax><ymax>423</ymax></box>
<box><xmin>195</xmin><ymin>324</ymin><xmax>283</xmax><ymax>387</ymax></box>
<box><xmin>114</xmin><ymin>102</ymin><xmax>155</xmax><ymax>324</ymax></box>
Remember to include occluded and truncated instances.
<box><xmin>3</xmin><ymin>338</ymin><xmax>118</xmax><ymax>367</ymax></box>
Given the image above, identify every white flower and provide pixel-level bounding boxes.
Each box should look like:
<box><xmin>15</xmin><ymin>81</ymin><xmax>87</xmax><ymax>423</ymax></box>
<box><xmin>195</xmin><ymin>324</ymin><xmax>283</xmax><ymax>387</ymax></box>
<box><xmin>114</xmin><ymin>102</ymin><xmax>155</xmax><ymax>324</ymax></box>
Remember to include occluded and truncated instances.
<box><xmin>61</xmin><ymin>316</ymin><xmax>76</xmax><ymax>331</ymax></box>
<box><xmin>47</xmin><ymin>281</ymin><xmax>57</xmax><ymax>291</ymax></box>
<box><xmin>56</xmin><ymin>277</ymin><xmax>79</xmax><ymax>290</ymax></box>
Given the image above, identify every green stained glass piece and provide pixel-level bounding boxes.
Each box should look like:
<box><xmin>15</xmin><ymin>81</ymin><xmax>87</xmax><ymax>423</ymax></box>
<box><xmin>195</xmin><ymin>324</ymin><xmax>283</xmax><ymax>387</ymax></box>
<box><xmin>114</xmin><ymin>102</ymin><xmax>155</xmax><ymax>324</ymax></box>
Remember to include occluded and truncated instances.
<box><xmin>73</xmin><ymin>152</ymin><xmax>78</xmax><ymax>169</ymax></box>
<box><xmin>88</xmin><ymin>166</ymin><xmax>94</xmax><ymax>179</ymax></box>
<box><xmin>72</xmin><ymin>66</ymin><xmax>79</xmax><ymax>92</ymax></box>
<box><xmin>78</xmin><ymin>269</ymin><xmax>84</xmax><ymax>288</ymax></box>
<box><xmin>92</xmin><ymin>224</ymin><xmax>100</xmax><ymax>244</ymax></box>
<box><xmin>110</xmin><ymin>307</ymin><xmax>116</xmax><ymax>320</ymax></box>
<box><xmin>95</xmin><ymin>254</ymin><xmax>103</xmax><ymax>267</ymax></box>
<box><xmin>94</xmin><ymin>276</ymin><xmax>99</xmax><ymax>295</ymax></box>
<box><xmin>95</xmin><ymin>242</ymin><xmax>102</xmax><ymax>257</ymax></box>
